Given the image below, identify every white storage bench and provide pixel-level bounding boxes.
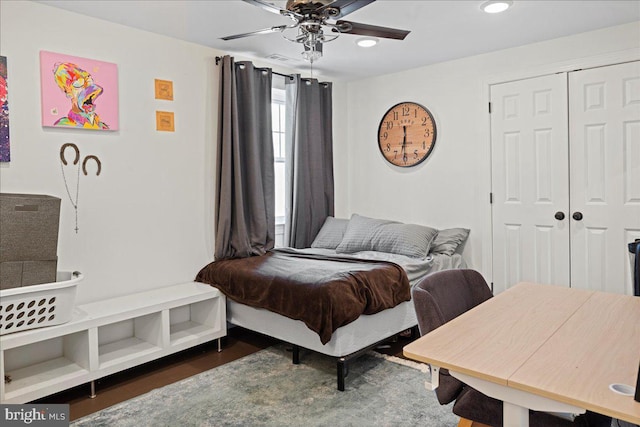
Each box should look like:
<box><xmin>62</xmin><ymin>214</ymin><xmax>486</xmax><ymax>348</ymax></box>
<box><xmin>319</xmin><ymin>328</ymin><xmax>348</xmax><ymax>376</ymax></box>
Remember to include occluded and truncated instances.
<box><xmin>0</xmin><ymin>282</ymin><xmax>226</xmax><ymax>404</ymax></box>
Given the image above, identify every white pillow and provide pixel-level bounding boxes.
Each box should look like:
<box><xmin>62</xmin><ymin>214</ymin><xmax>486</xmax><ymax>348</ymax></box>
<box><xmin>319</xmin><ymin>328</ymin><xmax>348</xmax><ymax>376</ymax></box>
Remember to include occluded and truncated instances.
<box><xmin>310</xmin><ymin>217</ymin><xmax>349</xmax><ymax>249</ymax></box>
<box><xmin>430</xmin><ymin>228</ymin><xmax>470</xmax><ymax>255</ymax></box>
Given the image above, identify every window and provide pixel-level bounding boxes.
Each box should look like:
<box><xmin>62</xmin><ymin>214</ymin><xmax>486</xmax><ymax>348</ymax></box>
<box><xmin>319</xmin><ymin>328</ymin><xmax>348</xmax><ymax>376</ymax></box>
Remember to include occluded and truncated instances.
<box><xmin>272</xmin><ymin>88</ymin><xmax>286</xmax><ymax>228</ymax></box>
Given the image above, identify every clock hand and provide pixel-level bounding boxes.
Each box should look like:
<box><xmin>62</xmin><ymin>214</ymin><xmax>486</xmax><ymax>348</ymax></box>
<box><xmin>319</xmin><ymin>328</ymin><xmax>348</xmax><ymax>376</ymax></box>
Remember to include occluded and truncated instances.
<box><xmin>401</xmin><ymin>126</ymin><xmax>409</xmax><ymax>163</ymax></box>
<box><xmin>403</xmin><ymin>125</ymin><xmax>415</xmax><ymax>146</ymax></box>
<box><xmin>401</xmin><ymin>125</ymin><xmax>407</xmax><ymax>153</ymax></box>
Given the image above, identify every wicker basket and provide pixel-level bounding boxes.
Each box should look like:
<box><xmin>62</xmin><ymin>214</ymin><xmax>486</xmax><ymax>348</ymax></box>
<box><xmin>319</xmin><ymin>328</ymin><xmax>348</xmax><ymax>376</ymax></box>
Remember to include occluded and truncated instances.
<box><xmin>0</xmin><ymin>271</ymin><xmax>83</xmax><ymax>335</ymax></box>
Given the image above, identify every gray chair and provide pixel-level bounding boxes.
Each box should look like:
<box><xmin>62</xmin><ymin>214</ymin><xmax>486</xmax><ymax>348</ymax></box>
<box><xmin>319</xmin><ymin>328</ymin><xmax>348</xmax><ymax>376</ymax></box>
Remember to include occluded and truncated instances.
<box><xmin>413</xmin><ymin>268</ymin><xmax>493</xmax><ymax>405</ymax></box>
<box><xmin>412</xmin><ymin>269</ymin><xmax>611</xmax><ymax>427</ymax></box>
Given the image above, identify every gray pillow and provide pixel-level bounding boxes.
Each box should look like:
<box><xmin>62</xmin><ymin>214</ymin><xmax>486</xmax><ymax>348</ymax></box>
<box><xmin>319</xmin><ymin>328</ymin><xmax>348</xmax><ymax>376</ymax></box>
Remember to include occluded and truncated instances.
<box><xmin>430</xmin><ymin>228</ymin><xmax>470</xmax><ymax>255</ymax></box>
<box><xmin>335</xmin><ymin>214</ymin><xmax>438</xmax><ymax>259</ymax></box>
<box><xmin>310</xmin><ymin>217</ymin><xmax>350</xmax><ymax>249</ymax></box>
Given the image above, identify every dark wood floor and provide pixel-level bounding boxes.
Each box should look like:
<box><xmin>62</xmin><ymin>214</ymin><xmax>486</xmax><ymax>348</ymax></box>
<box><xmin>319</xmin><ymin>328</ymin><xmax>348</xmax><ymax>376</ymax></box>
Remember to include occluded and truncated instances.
<box><xmin>36</xmin><ymin>327</ymin><xmax>415</xmax><ymax>421</ymax></box>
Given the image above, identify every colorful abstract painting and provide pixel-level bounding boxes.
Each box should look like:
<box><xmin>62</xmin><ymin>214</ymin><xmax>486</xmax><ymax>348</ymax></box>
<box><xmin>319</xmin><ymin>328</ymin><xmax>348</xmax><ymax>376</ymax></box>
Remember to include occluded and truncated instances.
<box><xmin>40</xmin><ymin>51</ymin><xmax>118</xmax><ymax>131</ymax></box>
<box><xmin>0</xmin><ymin>55</ymin><xmax>9</xmax><ymax>162</ymax></box>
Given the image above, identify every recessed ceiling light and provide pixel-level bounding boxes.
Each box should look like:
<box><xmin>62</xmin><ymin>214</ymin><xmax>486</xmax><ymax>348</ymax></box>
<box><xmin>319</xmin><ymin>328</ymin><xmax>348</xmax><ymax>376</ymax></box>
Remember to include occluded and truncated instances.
<box><xmin>481</xmin><ymin>1</ymin><xmax>512</xmax><ymax>13</ymax></box>
<box><xmin>356</xmin><ymin>38</ymin><xmax>378</xmax><ymax>48</ymax></box>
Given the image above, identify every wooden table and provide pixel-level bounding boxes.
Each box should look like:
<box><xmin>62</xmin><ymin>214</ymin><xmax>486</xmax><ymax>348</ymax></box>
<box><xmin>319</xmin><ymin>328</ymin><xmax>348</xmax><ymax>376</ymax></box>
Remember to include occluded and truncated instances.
<box><xmin>403</xmin><ymin>282</ymin><xmax>640</xmax><ymax>426</ymax></box>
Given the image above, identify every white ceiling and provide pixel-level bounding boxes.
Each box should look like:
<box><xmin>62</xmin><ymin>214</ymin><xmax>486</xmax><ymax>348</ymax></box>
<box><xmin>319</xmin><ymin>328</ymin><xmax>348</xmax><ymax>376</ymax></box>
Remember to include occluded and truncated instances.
<box><xmin>37</xmin><ymin>0</ymin><xmax>640</xmax><ymax>81</ymax></box>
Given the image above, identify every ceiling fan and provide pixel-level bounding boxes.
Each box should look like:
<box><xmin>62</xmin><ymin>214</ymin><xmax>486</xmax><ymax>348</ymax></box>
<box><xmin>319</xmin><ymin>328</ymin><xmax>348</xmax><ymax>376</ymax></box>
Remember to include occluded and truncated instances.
<box><xmin>221</xmin><ymin>0</ymin><xmax>410</xmax><ymax>62</ymax></box>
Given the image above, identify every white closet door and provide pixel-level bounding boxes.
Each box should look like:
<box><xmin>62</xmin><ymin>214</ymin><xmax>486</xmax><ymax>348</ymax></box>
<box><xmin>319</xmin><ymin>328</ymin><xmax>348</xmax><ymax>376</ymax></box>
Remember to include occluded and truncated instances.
<box><xmin>490</xmin><ymin>74</ymin><xmax>570</xmax><ymax>294</ymax></box>
<box><xmin>569</xmin><ymin>61</ymin><xmax>640</xmax><ymax>295</ymax></box>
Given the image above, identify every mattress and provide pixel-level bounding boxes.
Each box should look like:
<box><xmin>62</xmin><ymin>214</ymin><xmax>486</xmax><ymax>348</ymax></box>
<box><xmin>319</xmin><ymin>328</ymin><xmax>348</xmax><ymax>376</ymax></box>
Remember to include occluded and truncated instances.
<box><xmin>226</xmin><ymin>252</ymin><xmax>466</xmax><ymax>357</ymax></box>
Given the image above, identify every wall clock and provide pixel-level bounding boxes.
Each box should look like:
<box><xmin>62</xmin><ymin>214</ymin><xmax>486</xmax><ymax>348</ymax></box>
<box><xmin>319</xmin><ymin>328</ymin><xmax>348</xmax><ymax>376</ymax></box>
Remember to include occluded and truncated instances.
<box><xmin>377</xmin><ymin>101</ymin><xmax>437</xmax><ymax>167</ymax></box>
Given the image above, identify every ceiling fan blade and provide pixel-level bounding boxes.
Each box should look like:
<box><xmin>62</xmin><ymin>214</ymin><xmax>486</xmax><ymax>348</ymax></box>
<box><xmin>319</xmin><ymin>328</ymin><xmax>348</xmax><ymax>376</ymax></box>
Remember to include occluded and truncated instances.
<box><xmin>321</xmin><ymin>0</ymin><xmax>376</xmax><ymax>19</ymax></box>
<box><xmin>221</xmin><ymin>25</ymin><xmax>287</xmax><ymax>41</ymax></box>
<box><xmin>242</xmin><ymin>0</ymin><xmax>286</xmax><ymax>15</ymax></box>
<box><xmin>242</xmin><ymin>0</ymin><xmax>302</xmax><ymax>19</ymax></box>
<box><xmin>335</xmin><ymin>20</ymin><xmax>410</xmax><ymax>40</ymax></box>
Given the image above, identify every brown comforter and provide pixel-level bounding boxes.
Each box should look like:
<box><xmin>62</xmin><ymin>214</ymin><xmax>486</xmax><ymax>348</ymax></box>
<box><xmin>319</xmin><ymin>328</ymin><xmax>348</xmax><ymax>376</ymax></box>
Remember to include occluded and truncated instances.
<box><xmin>195</xmin><ymin>249</ymin><xmax>411</xmax><ymax>344</ymax></box>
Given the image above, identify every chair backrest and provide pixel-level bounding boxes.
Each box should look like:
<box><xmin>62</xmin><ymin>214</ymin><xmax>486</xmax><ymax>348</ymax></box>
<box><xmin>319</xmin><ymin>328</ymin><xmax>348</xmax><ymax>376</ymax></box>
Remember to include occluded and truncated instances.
<box><xmin>412</xmin><ymin>269</ymin><xmax>493</xmax><ymax>404</ymax></box>
<box><xmin>413</xmin><ymin>269</ymin><xmax>493</xmax><ymax>335</ymax></box>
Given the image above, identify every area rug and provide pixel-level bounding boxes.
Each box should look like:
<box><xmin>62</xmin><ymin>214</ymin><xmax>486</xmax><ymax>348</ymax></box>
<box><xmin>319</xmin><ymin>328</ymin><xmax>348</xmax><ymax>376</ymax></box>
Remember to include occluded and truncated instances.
<box><xmin>72</xmin><ymin>345</ymin><xmax>458</xmax><ymax>427</ymax></box>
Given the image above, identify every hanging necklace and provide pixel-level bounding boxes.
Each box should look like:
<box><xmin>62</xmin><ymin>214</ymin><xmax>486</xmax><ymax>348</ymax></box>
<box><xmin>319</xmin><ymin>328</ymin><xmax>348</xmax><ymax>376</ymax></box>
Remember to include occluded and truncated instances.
<box><xmin>60</xmin><ymin>143</ymin><xmax>81</xmax><ymax>233</ymax></box>
<box><xmin>60</xmin><ymin>156</ymin><xmax>80</xmax><ymax>233</ymax></box>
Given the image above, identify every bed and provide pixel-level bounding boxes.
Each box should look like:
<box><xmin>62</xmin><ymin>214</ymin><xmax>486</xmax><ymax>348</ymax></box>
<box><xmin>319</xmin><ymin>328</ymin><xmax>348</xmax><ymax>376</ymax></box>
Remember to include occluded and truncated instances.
<box><xmin>196</xmin><ymin>214</ymin><xmax>469</xmax><ymax>390</ymax></box>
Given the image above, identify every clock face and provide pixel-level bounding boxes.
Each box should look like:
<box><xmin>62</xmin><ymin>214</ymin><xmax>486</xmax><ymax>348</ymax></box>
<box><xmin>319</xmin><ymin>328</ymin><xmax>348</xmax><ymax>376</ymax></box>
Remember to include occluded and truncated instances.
<box><xmin>377</xmin><ymin>102</ymin><xmax>437</xmax><ymax>167</ymax></box>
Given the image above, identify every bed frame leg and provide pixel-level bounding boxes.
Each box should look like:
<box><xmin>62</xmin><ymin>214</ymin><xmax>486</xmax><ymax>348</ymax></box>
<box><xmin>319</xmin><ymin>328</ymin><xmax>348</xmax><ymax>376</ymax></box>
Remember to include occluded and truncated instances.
<box><xmin>337</xmin><ymin>358</ymin><xmax>347</xmax><ymax>391</ymax></box>
<box><xmin>411</xmin><ymin>325</ymin><xmax>420</xmax><ymax>339</ymax></box>
<box><xmin>89</xmin><ymin>380</ymin><xmax>96</xmax><ymax>399</ymax></box>
<box><xmin>292</xmin><ymin>345</ymin><xmax>300</xmax><ymax>364</ymax></box>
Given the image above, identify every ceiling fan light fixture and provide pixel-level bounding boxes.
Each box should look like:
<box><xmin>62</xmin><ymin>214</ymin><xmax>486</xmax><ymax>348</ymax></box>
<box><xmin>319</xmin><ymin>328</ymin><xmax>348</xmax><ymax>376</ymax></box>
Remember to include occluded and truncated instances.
<box><xmin>302</xmin><ymin>42</ymin><xmax>323</xmax><ymax>63</ymax></box>
<box><xmin>356</xmin><ymin>37</ymin><xmax>378</xmax><ymax>48</ymax></box>
<box><xmin>481</xmin><ymin>0</ymin><xmax>512</xmax><ymax>13</ymax></box>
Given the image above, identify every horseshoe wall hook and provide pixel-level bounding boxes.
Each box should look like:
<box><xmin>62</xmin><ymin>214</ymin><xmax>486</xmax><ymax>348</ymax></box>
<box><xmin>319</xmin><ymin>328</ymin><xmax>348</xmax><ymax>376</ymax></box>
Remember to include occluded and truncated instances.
<box><xmin>60</xmin><ymin>143</ymin><xmax>80</xmax><ymax>165</ymax></box>
<box><xmin>82</xmin><ymin>155</ymin><xmax>102</xmax><ymax>176</ymax></box>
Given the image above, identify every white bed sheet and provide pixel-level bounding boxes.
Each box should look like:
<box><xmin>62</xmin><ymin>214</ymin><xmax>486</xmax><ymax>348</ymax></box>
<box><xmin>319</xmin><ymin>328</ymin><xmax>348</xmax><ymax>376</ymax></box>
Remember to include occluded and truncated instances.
<box><xmin>285</xmin><ymin>247</ymin><xmax>454</xmax><ymax>286</ymax></box>
<box><xmin>226</xmin><ymin>252</ymin><xmax>466</xmax><ymax>357</ymax></box>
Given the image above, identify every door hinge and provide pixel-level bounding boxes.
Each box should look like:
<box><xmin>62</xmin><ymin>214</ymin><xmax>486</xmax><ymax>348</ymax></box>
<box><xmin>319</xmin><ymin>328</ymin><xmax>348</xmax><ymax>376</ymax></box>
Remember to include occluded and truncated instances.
<box><xmin>488</xmin><ymin>102</ymin><xmax>492</xmax><ymax>113</ymax></box>
<box><xmin>489</xmin><ymin>192</ymin><xmax>493</xmax><ymax>204</ymax></box>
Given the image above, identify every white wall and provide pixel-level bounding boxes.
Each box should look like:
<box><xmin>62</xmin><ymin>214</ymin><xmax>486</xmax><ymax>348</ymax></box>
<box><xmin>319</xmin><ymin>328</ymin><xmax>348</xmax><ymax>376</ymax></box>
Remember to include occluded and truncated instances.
<box><xmin>343</xmin><ymin>22</ymin><xmax>640</xmax><ymax>277</ymax></box>
<box><xmin>0</xmin><ymin>1</ymin><xmax>221</xmax><ymax>303</ymax></box>
<box><xmin>0</xmin><ymin>1</ymin><xmax>303</xmax><ymax>304</ymax></box>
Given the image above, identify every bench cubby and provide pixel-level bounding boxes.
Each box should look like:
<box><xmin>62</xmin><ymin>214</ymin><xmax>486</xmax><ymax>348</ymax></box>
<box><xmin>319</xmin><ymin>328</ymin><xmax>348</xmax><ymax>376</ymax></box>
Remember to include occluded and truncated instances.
<box><xmin>0</xmin><ymin>282</ymin><xmax>225</xmax><ymax>403</ymax></box>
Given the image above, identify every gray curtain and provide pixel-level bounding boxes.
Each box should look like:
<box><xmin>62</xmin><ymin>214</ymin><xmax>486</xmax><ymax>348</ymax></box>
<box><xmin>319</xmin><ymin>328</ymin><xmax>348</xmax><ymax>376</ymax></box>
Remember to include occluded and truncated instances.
<box><xmin>284</xmin><ymin>76</ymin><xmax>334</xmax><ymax>248</ymax></box>
<box><xmin>214</xmin><ymin>56</ymin><xmax>275</xmax><ymax>260</ymax></box>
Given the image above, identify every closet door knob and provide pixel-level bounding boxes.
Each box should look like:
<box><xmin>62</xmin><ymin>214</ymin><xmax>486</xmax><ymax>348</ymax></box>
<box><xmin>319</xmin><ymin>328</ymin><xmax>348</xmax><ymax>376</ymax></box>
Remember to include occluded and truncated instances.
<box><xmin>572</xmin><ymin>212</ymin><xmax>583</xmax><ymax>221</ymax></box>
<box><xmin>554</xmin><ymin>211</ymin><xmax>565</xmax><ymax>220</ymax></box>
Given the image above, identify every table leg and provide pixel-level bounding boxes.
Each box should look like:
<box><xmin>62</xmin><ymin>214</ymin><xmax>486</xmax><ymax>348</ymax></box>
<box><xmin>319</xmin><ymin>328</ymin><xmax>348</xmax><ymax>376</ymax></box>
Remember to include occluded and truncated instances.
<box><xmin>450</xmin><ymin>371</ymin><xmax>584</xmax><ymax>427</ymax></box>
<box><xmin>503</xmin><ymin>401</ymin><xmax>529</xmax><ymax>427</ymax></box>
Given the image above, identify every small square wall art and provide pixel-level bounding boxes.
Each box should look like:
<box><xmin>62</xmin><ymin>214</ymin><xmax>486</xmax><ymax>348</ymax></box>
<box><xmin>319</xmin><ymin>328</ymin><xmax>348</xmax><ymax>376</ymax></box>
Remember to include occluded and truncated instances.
<box><xmin>154</xmin><ymin>79</ymin><xmax>173</xmax><ymax>101</ymax></box>
<box><xmin>40</xmin><ymin>51</ymin><xmax>119</xmax><ymax>131</ymax></box>
<box><xmin>0</xmin><ymin>55</ymin><xmax>9</xmax><ymax>162</ymax></box>
<box><xmin>156</xmin><ymin>111</ymin><xmax>175</xmax><ymax>132</ymax></box>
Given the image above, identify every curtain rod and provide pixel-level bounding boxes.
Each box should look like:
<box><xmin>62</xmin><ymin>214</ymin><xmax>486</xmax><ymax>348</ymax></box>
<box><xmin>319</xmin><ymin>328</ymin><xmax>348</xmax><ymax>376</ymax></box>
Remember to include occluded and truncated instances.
<box><xmin>215</xmin><ymin>56</ymin><xmax>294</xmax><ymax>81</ymax></box>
